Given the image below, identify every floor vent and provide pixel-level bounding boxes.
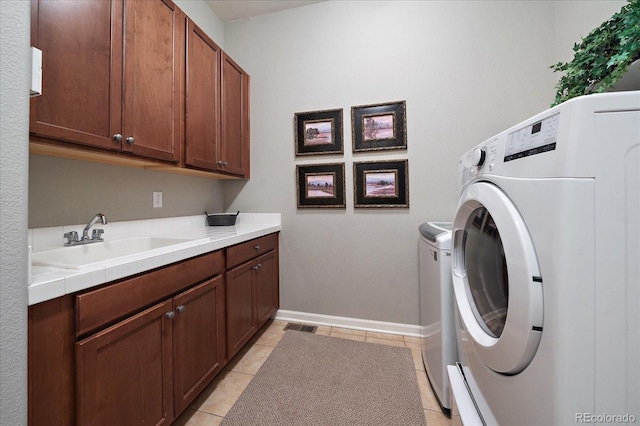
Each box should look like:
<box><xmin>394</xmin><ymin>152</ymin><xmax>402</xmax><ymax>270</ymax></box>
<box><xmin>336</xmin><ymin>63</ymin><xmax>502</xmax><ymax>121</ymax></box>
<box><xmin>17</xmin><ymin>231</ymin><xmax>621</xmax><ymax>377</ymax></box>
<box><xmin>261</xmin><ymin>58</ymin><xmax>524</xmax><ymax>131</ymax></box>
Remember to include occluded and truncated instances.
<box><xmin>284</xmin><ymin>322</ymin><xmax>317</xmax><ymax>333</ymax></box>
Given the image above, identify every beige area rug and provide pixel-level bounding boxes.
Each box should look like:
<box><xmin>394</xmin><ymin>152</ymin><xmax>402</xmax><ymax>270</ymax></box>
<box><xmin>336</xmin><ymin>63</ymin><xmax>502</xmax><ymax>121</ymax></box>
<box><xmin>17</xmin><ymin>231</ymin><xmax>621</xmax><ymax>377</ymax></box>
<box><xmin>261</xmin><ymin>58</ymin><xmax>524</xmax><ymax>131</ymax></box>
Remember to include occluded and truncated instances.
<box><xmin>221</xmin><ymin>331</ymin><xmax>426</xmax><ymax>426</ymax></box>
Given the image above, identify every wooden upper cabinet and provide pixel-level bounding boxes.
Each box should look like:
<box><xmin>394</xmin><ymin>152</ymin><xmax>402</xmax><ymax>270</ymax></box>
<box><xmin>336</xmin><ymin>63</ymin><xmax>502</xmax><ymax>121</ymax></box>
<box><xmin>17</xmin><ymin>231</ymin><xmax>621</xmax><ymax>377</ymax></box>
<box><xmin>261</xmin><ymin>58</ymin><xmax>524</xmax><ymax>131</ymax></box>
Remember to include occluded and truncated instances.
<box><xmin>185</xmin><ymin>19</ymin><xmax>221</xmax><ymax>171</ymax></box>
<box><xmin>30</xmin><ymin>0</ymin><xmax>182</xmax><ymax>163</ymax></box>
<box><xmin>221</xmin><ymin>52</ymin><xmax>250</xmax><ymax>178</ymax></box>
<box><xmin>185</xmin><ymin>19</ymin><xmax>250</xmax><ymax>178</ymax></box>
<box><xmin>122</xmin><ymin>0</ymin><xmax>183</xmax><ymax>162</ymax></box>
<box><xmin>30</xmin><ymin>0</ymin><xmax>250</xmax><ymax>177</ymax></box>
<box><xmin>30</xmin><ymin>0</ymin><xmax>123</xmax><ymax>150</ymax></box>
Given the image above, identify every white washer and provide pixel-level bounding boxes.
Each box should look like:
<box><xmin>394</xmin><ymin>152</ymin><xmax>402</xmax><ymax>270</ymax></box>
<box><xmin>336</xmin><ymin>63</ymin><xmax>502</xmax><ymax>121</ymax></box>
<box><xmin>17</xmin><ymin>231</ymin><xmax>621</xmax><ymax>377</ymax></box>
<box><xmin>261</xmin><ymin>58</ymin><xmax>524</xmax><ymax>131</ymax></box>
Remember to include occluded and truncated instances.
<box><xmin>419</xmin><ymin>221</ymin><xmax>456</xmax><ymax>413</ymax></box>
<box><xmin>448</xmin><ymin>91</ymin><xmax>640</xmax><ymax>425</ymax></box>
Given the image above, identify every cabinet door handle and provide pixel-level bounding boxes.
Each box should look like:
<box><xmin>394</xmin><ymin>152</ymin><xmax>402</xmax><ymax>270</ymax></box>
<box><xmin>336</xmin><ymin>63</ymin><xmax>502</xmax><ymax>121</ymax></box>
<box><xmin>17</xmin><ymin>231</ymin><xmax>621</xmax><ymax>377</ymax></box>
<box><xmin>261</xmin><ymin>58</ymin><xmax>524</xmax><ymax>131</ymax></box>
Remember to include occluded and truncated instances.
<box><xmin>217</xmin><ymin>160</ymin><xmax>227</xmax><ymax>166</ymax></box>
<box><xmin>125</xmin><ymin>136</ymin><xmax>135</xmax><ymax>145</ymax></box>
<box><xmin>253</xmin><ymin>263</ymin><xmax>262</xmax><ymax>270</ymax></box>
<box><xmin>165</xmin><ymin>311</ymin><xmax>175</xmax><ymax>319</ymax></box>
<box><xmin>254</xmin><ymin>245</ymin><xmax>261</xmax><ymax>250</ymax></box>
<box><xmin>176</xmin><ymin>305</ymin><xmax>186</xmax><ymax>313</ymax></box>
<box><xmin>113</xmin><ymin>133</ymin><xmax>123</xmax><ymax>143</ymax></box>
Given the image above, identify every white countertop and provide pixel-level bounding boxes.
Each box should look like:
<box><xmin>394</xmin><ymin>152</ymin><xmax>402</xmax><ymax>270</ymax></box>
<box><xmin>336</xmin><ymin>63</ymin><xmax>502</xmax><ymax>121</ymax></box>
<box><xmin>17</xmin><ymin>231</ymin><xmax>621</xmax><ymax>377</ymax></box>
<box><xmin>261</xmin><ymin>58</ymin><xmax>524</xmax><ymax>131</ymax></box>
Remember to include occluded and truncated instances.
<box><xmin>28</xmin><ymin>213</ymin><xmax>281</xmax><ymax>305</ymax></box>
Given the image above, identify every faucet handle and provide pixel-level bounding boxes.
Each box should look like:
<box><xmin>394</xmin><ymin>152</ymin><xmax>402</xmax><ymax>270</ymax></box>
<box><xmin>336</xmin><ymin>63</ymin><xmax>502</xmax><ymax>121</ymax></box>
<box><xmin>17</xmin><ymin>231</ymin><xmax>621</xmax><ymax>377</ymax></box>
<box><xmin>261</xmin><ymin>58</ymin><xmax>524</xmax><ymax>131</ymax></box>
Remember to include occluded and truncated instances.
<box><xmin>64</xmin><ymin>231</ymin><xmax>79</xmax><ymax>245</ymax></box>
<box><xmin>91</xmin><ymin>229</ymin><xmax>105</xmax><ymax>240</ymax></box>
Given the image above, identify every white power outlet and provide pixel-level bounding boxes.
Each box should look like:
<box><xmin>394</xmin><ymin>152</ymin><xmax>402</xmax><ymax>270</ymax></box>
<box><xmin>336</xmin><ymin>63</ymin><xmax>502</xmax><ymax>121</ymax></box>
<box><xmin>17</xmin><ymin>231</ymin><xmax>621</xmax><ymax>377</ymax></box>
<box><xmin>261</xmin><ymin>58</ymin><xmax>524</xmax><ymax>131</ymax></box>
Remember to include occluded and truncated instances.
<box><xmin>153</xmin><ymin>191</ymin><xmax>162</xmax><ymax>208</ymax></box>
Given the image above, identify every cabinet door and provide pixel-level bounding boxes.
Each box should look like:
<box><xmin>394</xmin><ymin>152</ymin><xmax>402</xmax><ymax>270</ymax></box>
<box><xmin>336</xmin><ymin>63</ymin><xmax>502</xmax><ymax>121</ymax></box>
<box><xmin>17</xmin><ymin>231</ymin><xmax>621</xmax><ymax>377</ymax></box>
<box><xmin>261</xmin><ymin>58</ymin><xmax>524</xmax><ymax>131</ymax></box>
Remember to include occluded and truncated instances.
<box><xmin>28</xmin><ymin>295</ymin><xmax>75</xmax><ymax>426</ymax></box>
<box><xmin>122</xmin><ymin>0</ymin><xmax>183</xmax><ymax>162</ymax></box>
<box><xmin>226</xmin><ymin>261</ymin><xmax>257</xmax><ymax>359</ymax></box>
<box><xmin>76</xmin><ymin>299</ymin><xmax>174</xmax><ymax>426</ymax></box>
<box><xmin>221</xmin><ymin>52</ymin><xmax>250</xmax><ymax>177</ymax></box>
<box><xmin>30</xmin><ymin>0</ymin><xmax>123</xmax><ymax>150</ymax></box>
<box><xmin>185</xmin><ymin>18</ymin><xmax>221</xmax><ymax>171</ymax></box>
<box><xmin>255</xmin><ymin>250</ymin><xmax>279</xmax><ymax>328</ymax></box>
<box><xmin>173</xmin><ymin>275</ymin><xmax>226</xmax><ymax>415</ymax></box>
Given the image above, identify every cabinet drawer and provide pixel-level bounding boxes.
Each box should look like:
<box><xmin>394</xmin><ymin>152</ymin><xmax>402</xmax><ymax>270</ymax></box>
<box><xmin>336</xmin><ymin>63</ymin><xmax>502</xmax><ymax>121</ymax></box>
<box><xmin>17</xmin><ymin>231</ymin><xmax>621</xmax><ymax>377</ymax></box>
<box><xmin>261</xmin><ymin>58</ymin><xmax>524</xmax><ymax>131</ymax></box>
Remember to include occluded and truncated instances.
<box><xmin>226</xmin><ymin>233</ymin><xmax>278</xmax><ymax>269</ymax></box>
<box><xmin>76</xmin><ymin>250</ymin><xmax>224</xmax><ymax>337</ymax></box>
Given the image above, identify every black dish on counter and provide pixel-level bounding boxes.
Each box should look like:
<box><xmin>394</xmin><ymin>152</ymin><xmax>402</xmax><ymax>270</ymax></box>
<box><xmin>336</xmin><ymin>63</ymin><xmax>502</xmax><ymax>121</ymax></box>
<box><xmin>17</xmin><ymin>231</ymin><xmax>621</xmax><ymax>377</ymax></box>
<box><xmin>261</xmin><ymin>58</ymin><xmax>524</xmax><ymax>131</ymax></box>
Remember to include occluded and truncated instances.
<box><xmin>205</xmin><ymin>211</ymin><xmax>239</xmax><ymax>226</ymax></box>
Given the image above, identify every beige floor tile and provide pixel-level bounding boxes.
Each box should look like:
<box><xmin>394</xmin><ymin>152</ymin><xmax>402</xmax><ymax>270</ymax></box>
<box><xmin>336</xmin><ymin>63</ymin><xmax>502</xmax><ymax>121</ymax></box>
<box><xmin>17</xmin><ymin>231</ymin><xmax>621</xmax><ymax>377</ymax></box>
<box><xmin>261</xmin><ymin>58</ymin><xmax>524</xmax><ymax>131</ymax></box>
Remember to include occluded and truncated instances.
<box><xmin>329</xmin><ymin>331</ymin><xmax>366</xmax><ymax>342</ymax></box>
<box><xmin>366</xmin><ymin>331</ymin><xmax>405</xmax><ymax>342</ymax></box>
<box><xmin>227</xmin><ymin>343</ymin><xmax>273</xmax><ymax>375</ymax></box>
<box><xmin>404</xmin><ymin>335</ymin><xmax>422</xmax><ymax>349</ymax></box>
<box><xmin>249</xmin><ymin>320</ymin><xmax>281</xmax><ymax>342</ymax></box>
<box><xmin>416</xmin><ymin>368</ymin><xmax>441</xmax><ymax>411</ymax></box>
<box><xmin>190</xmin><ymin>370</ymin><xmax>253</xmax><ymax>417</ymax></box>
<box><xmin>330</xmin><ymin>327</ymin><xmax>366</xmax><ymax>337</ymax></box>
<box><xmin>410</xmin><ymin>346</ymin><xmax>424</xmax><ymax>370</ymax></box>
<box><xmin>267</xmin><ymin>319</ymin><xmax>288</xmax><ymax>329</ymax></box>
<box><xmin>315</xmin><ymin>325</ymin><xmax>331</xmax><ymax>336</ymax></box>
<box><xmin>252</xmin><ymin>328</ymin><xmax>286</xmax><ymax>347</ymax></box>
<box><xmin>366</xmin><ymin>336</ymin><xmax>406</xmax><ymax>347</ymax></box>
<box><xmin>174</xmin><ymin>409</ymin><xmax>224</xmax><ymax>426</ymax></box>
<box><xmin>425</xmin><ymin>408</ymin><xmax>452</xmax><ymax>426</ymax></box>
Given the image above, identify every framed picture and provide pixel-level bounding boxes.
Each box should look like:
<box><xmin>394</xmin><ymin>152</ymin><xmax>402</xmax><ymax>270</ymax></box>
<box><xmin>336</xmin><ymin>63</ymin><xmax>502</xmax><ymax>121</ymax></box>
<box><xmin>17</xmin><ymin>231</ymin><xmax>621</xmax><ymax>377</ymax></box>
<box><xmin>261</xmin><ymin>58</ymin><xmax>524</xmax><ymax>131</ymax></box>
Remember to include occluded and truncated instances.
<box><xmin>351</xmin><ymin>100</ymin><xmax>407</xmax><ymax>152</ymax></box>
<box><xmin>353</xmin><ymin>160</ymin><xmax>409</xmax><ymax>208</ymax></box>
<box><xmin>294</xmin><ymin>108</ymin><xmax>344</xmax><ymax>156</ymax></box>
<box><xmin>296</xmin><ymin>163</ymin><xmax>346</xmax><ymax>208</ymax></box>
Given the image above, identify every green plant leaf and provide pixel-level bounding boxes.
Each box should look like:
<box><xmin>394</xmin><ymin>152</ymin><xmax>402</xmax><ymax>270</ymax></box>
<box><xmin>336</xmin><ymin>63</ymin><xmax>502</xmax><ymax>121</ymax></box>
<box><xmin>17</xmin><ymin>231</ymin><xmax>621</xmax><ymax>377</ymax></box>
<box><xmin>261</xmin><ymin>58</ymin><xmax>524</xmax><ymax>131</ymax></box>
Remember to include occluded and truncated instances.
<box><xmin>551</xmin><ymin>0</ymin><xmax>640</xmax><ymax>106</ymax></box>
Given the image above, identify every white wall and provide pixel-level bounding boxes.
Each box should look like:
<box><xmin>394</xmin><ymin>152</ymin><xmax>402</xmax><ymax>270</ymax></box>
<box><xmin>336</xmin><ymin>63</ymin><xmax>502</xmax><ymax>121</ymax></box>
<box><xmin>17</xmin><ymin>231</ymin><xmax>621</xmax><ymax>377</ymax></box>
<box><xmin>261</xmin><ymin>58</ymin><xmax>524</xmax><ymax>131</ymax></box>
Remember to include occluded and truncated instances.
<box><xmin>221</xmin><ymin>0</ymin><xmax>626</xmax><ymax>325</ymax></box>
<box><xmin>175</xmin><ymin>0</ymin><xmax>225</xmax><ymax>47</ymax></box>
<box><xmin>554</xmin><ymin>1</ymin><xmax>626</xmax><ymax>63</ymax></box>
<box><xmin>0</xmin><ymin>0</ymin><xmax>30</xmax><ymax>424</ymax></box>
<box><xmin>29</xmin><ymin>156</ymin><xmax>226</xmax><ymax>227</ymax></box>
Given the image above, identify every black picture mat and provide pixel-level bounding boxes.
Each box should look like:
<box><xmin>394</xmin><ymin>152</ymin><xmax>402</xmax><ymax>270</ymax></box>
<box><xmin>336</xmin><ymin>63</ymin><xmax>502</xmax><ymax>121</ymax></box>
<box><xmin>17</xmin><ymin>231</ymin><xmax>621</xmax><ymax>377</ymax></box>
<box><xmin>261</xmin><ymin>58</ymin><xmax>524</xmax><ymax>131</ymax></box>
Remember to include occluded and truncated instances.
<box><xmin>294</xmin><ymin>109</ymin><xmax>344</xmax><ymax>156</ymax></box>
<box><xmin>351</xmin><ymin>101</ymin><xmax>407</xmax><ymax>152</ymax></box>
<box><xmin>296</xmin><ymin>163</ymin><xmax>346</xmax><ymax>208</ymax></box>
<box><xmin>353</xmin><ymin>160</ymin><xmax>409</xmax><ymax>208</ymax></box>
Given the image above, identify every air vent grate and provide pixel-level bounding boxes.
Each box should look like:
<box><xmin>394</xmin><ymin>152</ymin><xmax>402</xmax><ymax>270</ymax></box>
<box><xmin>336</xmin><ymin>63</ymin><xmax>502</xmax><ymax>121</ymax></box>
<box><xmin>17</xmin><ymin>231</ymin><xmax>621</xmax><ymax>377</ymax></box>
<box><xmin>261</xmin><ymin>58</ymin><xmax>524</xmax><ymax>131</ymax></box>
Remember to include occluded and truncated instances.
<box><xmin>284</xmin><ymin>322</ymin><xmax>317</xmax><ymax>333</ymax></box>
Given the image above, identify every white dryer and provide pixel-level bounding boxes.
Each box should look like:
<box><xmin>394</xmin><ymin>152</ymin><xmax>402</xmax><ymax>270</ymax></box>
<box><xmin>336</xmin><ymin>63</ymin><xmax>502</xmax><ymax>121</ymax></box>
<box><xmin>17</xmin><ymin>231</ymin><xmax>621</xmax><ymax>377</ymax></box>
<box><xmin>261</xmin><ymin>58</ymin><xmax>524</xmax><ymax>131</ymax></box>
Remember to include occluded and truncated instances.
<box><xmin>448</xmin><ymin>91</ymin><xmax>640</xmax><ymax>425</ymax></box>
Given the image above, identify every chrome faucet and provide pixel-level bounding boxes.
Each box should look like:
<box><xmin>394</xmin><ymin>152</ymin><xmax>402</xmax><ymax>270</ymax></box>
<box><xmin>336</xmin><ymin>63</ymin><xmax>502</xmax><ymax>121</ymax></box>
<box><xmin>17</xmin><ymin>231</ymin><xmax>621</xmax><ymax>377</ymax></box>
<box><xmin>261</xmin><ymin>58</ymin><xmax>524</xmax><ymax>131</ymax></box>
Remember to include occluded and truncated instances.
<box><xmin>64</xmin><ymin>213</ymin><xmax>107</xmax><ymax>246</ymax></box>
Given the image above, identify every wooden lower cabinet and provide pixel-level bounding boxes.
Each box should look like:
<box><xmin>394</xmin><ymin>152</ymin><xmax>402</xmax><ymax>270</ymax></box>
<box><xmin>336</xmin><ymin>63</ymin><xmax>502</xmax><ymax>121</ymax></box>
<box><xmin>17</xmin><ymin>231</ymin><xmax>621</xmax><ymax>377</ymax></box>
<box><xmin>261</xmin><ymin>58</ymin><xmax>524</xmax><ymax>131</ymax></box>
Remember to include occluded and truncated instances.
<box><xmin>76</xmin><ymin>300</ymin><xmax>175</xmax><ymax>425</ymax></box>
<box><xmin>28</xmin><ymin>234</ymin><xmax>279</xmax><ymax>426</ymax></box>
<box><xmin>255</xmin><ymin>250</ymin><xmax>279</xmax><ymax>327</ymax></box>
<box><xmin>173</xmin><ymin>276</ymin><xmax>225</xmax><ymax>414</ymax></box>
<box><xmin>28</xmin><ymin>294</ymin><xmax>75</xmax><ymax>426</ymax></box>
<box><xmin>226</xmin><ymin>260</ymin><xmax>258</xmax><ymax>358</ymax></box>
<box><xmin>75</xmin><ymin>275</ymin><xmax>225</xmax><ymax>425</ymax></box>
<box><xmin>226</xmin><ymin>235</ymin><xmax>280</xmax><ymax>359</ymax></box>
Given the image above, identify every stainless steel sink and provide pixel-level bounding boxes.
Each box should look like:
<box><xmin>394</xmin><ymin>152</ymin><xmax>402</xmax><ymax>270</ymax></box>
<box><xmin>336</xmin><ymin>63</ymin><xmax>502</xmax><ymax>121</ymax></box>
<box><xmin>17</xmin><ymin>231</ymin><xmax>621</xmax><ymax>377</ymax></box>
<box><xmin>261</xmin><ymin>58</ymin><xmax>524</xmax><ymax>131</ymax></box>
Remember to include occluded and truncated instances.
<box><xmin>31</xmin><ymin>236</ymin><xmax>192</xmax><ymax>269</ymax></box>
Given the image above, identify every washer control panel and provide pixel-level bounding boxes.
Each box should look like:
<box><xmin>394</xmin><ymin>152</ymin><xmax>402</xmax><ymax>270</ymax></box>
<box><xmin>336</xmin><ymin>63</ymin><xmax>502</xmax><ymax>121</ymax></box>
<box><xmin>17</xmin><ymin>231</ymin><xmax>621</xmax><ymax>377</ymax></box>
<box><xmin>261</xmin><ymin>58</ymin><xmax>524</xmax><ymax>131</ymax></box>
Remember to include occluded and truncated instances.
<box><xmin>504</xmin><ymin>113</ymin><xmax>559</xmax><ymax>162</ymax></box>
<box><xmin>458</xmin><ymin>137</ymin><xmax>499</xmax><ymax>187</ymax></box>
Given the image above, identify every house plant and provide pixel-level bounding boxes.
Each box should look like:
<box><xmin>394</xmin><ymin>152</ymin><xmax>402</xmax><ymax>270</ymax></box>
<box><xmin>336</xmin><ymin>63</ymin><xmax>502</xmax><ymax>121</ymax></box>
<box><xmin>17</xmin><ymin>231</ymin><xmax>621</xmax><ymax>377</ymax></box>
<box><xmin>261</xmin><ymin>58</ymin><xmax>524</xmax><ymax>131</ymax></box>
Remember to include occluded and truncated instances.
<box><xmin>550</xmin><ymin>0</ymin><xmax>640</xmax><ymax>106</ymax></box>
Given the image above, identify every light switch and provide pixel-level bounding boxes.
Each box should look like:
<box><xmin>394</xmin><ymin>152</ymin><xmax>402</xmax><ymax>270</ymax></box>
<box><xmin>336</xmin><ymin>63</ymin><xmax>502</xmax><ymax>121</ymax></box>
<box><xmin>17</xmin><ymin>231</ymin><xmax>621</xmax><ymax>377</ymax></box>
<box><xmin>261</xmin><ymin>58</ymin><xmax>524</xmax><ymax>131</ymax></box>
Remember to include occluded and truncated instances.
<box><xmin>153</xmin><ymin>191</ymin><xmax>162</xmax><ymax>208</ymax></box>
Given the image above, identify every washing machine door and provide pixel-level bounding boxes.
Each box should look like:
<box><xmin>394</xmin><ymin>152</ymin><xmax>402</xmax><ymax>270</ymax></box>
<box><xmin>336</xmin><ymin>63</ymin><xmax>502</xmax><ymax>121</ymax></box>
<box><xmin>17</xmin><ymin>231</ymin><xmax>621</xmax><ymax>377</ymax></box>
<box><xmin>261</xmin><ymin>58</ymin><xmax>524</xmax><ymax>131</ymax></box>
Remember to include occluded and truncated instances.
<box><xmin>452</xmin><ymin>181</ymin><xmax>543</xmax><ymax>374</ymax></box>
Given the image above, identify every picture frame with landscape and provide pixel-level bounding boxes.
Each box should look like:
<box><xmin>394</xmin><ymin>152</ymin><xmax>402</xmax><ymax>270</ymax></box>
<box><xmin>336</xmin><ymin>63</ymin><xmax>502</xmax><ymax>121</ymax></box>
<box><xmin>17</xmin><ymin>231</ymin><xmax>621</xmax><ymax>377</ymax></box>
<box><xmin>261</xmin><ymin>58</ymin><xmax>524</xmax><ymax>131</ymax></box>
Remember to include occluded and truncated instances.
<box><xmin>294</xmin><ymin>108</ymin><xmax>344</xmax><ymax>156</ymax></box>
<box><xmin>353</xmin><ymin>160</ymin><xmax>409</xmax><ymax>208</ymax></box>
<box><xmin>296</xmin><ymin>163</ymin><xmax>346</xmax><ymax>208</ymax></box>
<box><xmin>351</xmin><ymin>100</ymin><xmax>407</xmax><ymax>152</ymax></box>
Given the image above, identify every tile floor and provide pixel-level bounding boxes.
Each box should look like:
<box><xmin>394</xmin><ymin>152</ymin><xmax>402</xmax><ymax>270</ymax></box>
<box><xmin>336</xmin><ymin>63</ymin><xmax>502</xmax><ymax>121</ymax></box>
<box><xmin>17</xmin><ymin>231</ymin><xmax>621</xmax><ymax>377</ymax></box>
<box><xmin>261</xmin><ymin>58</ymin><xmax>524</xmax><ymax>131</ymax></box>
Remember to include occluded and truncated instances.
<box><xmin>174</xmin><ymin>319</ymin><xmax>451</xmax><ymax>426</ymax></box>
